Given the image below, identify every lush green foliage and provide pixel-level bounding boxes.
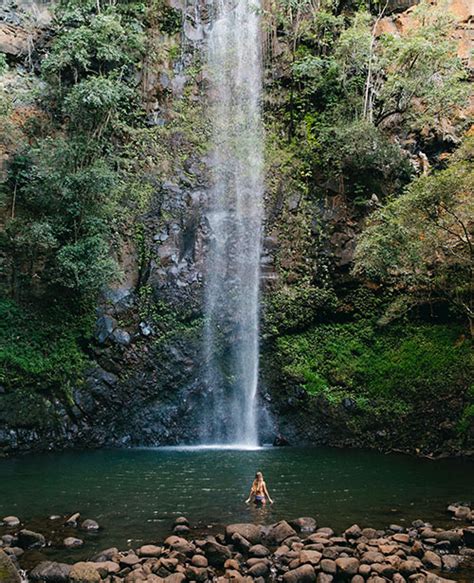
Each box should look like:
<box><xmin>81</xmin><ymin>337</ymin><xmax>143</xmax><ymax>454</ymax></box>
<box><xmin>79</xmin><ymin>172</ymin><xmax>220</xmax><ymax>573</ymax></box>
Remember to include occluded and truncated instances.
<box><xmin>0</xmin><ymin>0</ymin><xmax>148</xmax><ymax>305</ymax></box>
<box><xmin>266</xmin><ymin>0</ymin><xmax>468</xmax><ymax>200</ymax></box>
<box><xmin>354</xmin><ymin>137</ymin><xmax>474</xmax><ymax>332</ymax></box>
<box><xmin>277</xmin><ymin>321</ymin><xmax>472</xmax><ymax>423</ymax></box>
<box><xmin>0</xmin><ymin>299</ymin><xmax>90</xmax><ymax>392</ymax></box>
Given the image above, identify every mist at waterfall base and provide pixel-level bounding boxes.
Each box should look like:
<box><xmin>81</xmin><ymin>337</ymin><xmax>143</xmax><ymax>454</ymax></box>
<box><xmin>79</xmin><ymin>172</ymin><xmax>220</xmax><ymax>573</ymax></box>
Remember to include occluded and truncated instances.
<box><xmin>2</xmin><ymin>447</ymin><xmax>474</xmax><ymax>565</ymax></box>
<box><xmin>201</xmin><ymin>0</ymin><xmax>264</xmax><ymax>447</ymax></box>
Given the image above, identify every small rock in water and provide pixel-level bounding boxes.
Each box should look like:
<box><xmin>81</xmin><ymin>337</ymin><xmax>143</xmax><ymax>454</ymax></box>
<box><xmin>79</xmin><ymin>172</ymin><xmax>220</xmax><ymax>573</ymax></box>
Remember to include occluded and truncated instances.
<box><xmin>290</xmin><ymin>517</ymin><xmax>317</xmax><ymax>533</ymax></box>
<box><xmin>173</xmin><ymin>524</ymin><xmax>190</xmax><ymax>535</ymax></box>
<box><xmin>454</xmin><ymin>506</ymin><xmax>471</xmax><ymax>520</ymax></box>
<box><xmin>64</xmin><ymin>537</ymin><xmax>84</xmax><ymax>549</ymax></box>
<box><xmin>17</xmin><ymin>529</ymin><xmax>46</xmax><ymax>549</ymax></box>
<box><xmin>174</xmin><ymin>516</ymin><xmax>189</xmax><ymax>526</ymax></box>
<box><xmin>2</xmin><ymin>517</ymin><xmax>20</xmax><ymax>528</ymax></box>
<box><xmin>66</xmin><ymin>512</ymin><xmax>80</xmax><ymax>527</ymax></box>
<box><xmin>81</xmin><ymin>519</ymin><xmax>99</xmax><ymax>531</ymax></box>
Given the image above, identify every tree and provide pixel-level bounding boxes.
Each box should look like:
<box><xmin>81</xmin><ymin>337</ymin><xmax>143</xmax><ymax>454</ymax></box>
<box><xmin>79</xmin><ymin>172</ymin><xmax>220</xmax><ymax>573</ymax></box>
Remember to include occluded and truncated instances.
<box><xmin>353</xmin><ymin>136</ymin><xmax>474</xmax><ymax>334</ymax></box>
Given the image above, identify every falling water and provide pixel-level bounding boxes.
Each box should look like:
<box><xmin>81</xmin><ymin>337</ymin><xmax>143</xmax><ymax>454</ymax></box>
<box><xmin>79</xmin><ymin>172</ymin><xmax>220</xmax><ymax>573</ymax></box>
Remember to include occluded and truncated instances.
<box><xmin>203</xmin><ymin>0</ymin><xmax>264</xmax><ymax>447</ymax></box>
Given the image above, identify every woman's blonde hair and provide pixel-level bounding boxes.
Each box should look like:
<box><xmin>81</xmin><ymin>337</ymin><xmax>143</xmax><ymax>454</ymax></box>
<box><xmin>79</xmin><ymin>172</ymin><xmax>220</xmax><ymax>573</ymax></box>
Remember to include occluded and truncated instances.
<box><xmin>251</xmin><ymin>471</ymin><xmax>264</xmax><ymax>493</ymax></box>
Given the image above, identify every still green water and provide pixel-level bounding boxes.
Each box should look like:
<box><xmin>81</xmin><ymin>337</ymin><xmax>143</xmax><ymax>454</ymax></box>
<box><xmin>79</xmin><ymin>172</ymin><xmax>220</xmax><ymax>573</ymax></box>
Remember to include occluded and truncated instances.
<box><xmin>1</xmin><ymin>446</ymin><xmax>472</xmax><ymax>564</ymax></box>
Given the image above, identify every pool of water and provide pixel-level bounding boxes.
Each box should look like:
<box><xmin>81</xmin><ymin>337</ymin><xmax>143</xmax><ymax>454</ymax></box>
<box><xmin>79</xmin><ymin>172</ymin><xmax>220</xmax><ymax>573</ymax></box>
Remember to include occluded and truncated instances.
<box><xmin>1</xmin><ymin>446</ymin><xmax>473</xmax><ymax>564</ymax></box>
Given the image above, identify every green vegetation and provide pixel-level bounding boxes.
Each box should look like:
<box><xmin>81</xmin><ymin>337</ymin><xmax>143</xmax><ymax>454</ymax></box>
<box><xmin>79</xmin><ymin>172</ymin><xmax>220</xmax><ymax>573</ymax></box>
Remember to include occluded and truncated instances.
<box><xmin>265</xmin><ymin>0</ymin><xmax>468</xmax><ymax>199</ymax></box>
<box><xmin>276</xmin><ymin>321</ymin><xmax>472</xmax><ymax>425</ymax></box>
<box><xmin>0</xmin><ymin>0</ymin><xmax>472</xmax><ymax>451</ymax></box>
<box><xmin>354</xmin><ymin>137</ymin><xmax>473</xmax><ymax>334</ymax></box>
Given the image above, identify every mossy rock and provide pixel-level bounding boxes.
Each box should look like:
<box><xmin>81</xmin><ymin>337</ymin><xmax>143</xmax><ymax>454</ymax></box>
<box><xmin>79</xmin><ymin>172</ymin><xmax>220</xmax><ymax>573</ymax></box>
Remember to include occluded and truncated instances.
<box><xmin>0</xmin><ymin>550</ymin><xmax>21</xmax><ymax>583</ymax></box>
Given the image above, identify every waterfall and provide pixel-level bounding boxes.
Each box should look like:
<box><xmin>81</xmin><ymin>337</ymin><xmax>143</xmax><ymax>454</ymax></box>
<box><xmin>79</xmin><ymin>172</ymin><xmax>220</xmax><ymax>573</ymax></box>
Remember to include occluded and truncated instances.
<box><xmin>202</xmin><ymin>0</ymin><xmax>264</xmax><ymax>447</ymax></box>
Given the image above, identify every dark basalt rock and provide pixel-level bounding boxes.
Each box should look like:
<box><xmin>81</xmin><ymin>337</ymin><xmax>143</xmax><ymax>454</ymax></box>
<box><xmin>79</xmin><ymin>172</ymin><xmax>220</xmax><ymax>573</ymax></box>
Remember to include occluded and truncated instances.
<box><xmin>29</xmin><ymin>561</ymin><xmax>72</xmax><ymax>582</ymax></box>
<box><xmin>17</xmin><ymin>529</ymin><xmax>46</xmax><ymax>549</ymax></box>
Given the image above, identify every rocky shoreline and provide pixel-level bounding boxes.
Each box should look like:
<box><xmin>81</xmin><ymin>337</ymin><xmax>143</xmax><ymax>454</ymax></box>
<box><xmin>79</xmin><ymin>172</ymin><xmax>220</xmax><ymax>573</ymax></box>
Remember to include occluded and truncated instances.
<box><xmin>1</xmin><ymin>504</ymin><xmax>474</xmax><ymax>583</ymax></box>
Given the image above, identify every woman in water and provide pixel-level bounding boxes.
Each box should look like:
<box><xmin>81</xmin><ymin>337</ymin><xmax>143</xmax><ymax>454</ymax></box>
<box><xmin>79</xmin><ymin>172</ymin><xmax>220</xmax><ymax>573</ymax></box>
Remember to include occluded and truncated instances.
<box><xmin>245</xmin><ymin>471</ymin><xmax>273</xmax><ymax>505</ymax></box>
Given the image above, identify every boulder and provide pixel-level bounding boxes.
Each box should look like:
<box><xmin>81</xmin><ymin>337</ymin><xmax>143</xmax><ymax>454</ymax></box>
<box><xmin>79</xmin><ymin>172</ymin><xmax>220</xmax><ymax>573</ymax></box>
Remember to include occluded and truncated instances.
<box><xmin>422</xmin><ymin>551</ymin><xmax>442</xmax><ymax>569</ymax></box>
<box><xmin>335</xmin><ymin>557</ymin><xmax>360</xmax><ymax>577</ymax></box>
<box><xmin>435</xmin><ymin>530</ymin><xmax>462</xmax><ymax>545</ymax></box>
<box><xmin>90</xmin><ymin>547</ymin><xmax>119</xmax><ymax>562</ymax></box>
<box><xmin>247</xmin><ymin>562</ymin><xmax>269</xmax><ymax>577</ymax></box>
<box><xmin>164</xmin><ymin>574</ymin><xmax>186</xmax><ymax>583</ymax></box>
<box><xmin>249</xmin><ymin>544</ymin><xmax>270</xmax><ymax>558</ymax></box>
<box><xmin>174</xmin><ymin>517</ymin><xmax>189</xmax><ymax>526</ymax></box>
<box><xmin>69</xmin><ymin>562</ymin><xmax>101</xmax><ymax>583</ymax></box>
<box><xmin>361</xmin><ymin>551</ymin><xmax>385</xmax><ymax>564</ymax></box>
<box><xmin>224</xmin><ymin>558</ymin><xmax>241</xmax><ymax>569</ymax></box>
<box><xmin>317</xmin><ymin>574</ymin><xmax>334</xmax><ymax>583</ymax></box>
<box><xmin>164</xmin><ymin>536</ymin><xmax>194</xmax><ymax>555</ymax></box>
<box><xmin>392</xmin><ymin>533</ymin><xmax>410</xmax><ymax>544</ymax></box>
<box><xmin>173</xmin><ymin>525</ymin><xmax>190</xmax><ymax>535</ymax></box>
<box><xmin>232</xmin><ymin>532</ymin><xmax>251</xmax><ymax>553</ymax></box>
<box><xmin>351</xmin><ymin>576</ymin><xmax>364</xmax><ymax>583</ymax></box>
<box><xmin>191</xmin><ymin>554</ymin><xmax>208</xmax><ymax>567</ymax></box>
<box><xmin>223</xmin><ymin>570</ymin><xmax>242</xmax><ymax>581</ymax></box>
<box><xmin>66</xmin><ymin>512</ymin><xmax>81</xmax><ymax>527</ymax></box>
<box><xmin>399</xmin><ymin>559</ymin><xmax>421</xmax><ymax>576</ymax></box>
<box><xmin>81</xmin><ymin>519</ymin><xmax>99</xmax><ymax>531</ymax></box>
<box><xmin>119</xmin><ymin>553</ymin><xmax>141</xmax><ymax>568</ymax></box>
<box><xmin>317</xmin><ymin>528</ymin><xmax>335</xmax><ymax>537</ymax></box>
<box><xmin>305</xmin><ymin>534</ymin><xmax>331</xmax><ymax>546</ymax></box>
<box><xmin>185</xmin><ymin>565</ymin><xmax>208</xmax><ymax>582</ymax></box>
<box><xmin>358</xmin><ymin>564</ymin><xmax>371</xmax><ymax>577</ymax></box>
<box><xmin>94</xmin><ymin>562</ymin><xmax>121</xmax><ymax>576</ymax></box>
<box><xmin>17</xmin><ymin>529</ymin><xmax>46</xmax><ymax>549</ymax></box>
<box><xmin>29</xmin><ymin>561</ymin><xmax>72</xmax><ymax>582</ymax></box>
<box><xmin>320</xmin><ymin>558</ymin><xmax>337</xmax><ymax>574</ymax></box>
<box><xmin>441</xmin><ymin>554</ymin><xmax>462</xmax><ymax>571</ymax></box>
<box><xmin>138</xmin><ymin>545</ymin><xmax>163</xmax><ymax>558</ymax></box>
<box><xmin>264</xmin><ymin>521</ymin><xmax>297</xmax><ymax>545</ymax></box>
<box><xmin>64</xmin><ymin>537</ymin><xmax>83</xmax><ymax>549</ymax></box>
<box><xmin>361</xmin><ymin>528</ymin><xmax>377</xmax><ymax>539</ymax></box>
<box><xmin>1</xmin><ymin>517</ymin><xmax>20</xmax><ymax>528</ymax></box>
<box><xmin>202</xmin><ymin>539</ymin><xmax>232</xmax><ymax>567</ymax></box>
<box><xmin>226</xmin><ymin>524</ymin><xmax>262</xmax><ymax>545</ymax></box>
<box><xmin>299</xmin><ymin>549</ymin><xmax>322</xmax><ymax>565</ymax></box>
<box><xmin>0</xmin><ymin>550</ymin><xmax>21</xmax><ymax>583</ymax></box>
<box><xmin>290</xmin><ymin>517</ymin><xmax>317</xmax><ymax>533</ymax></box>
<box><xmin>344</xmin><ymin>525</ymin><xmax>362</xmax><ymax>539</ymax></box>
<box><xmin>425</xmin><ymin>575</ymin><xmax>453</xmax><ymax>583</ymax></box>
<box><xmin>282</xmin><ymin>564</ymin><xmax>315</xmax><ymax>583</ymax></box>
<box><xmin>454</xmin><ymin>506</ymin><xmax>471</xmax><ymax>520</ymax></box>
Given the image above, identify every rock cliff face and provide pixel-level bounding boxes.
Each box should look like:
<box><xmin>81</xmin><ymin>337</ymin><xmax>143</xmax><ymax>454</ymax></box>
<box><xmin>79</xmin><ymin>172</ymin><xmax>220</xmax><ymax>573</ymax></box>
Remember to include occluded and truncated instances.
<box><xmin>0</xmin><ymin>0</ymin><xmax>472</xmax><ymax>456</ymax></box>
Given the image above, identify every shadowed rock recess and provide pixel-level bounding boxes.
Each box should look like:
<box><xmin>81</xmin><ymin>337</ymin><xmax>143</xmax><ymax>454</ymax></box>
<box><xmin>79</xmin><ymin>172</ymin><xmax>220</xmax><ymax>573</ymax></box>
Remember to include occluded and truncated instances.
<box><xmin>0</xmin><ymin>0</ymin><xmax>472</xmax><ymax>456</ymax></box>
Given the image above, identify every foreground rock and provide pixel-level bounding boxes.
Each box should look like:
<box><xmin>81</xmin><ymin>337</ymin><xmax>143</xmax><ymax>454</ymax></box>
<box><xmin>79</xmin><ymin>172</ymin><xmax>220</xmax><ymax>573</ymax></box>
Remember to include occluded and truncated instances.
<box><xmin>0</xmin><ymin>550</ymin><xmax>21</xmax><ymax>583</ymax></box>
<box><xmin>29</xmin><ymin>561</ymin><xmax>72</xmax><ymax>582</ymax></box>
<box><xmin>9</xmin><ymin>509</ymin><xmax>474</xmax><ymax>583</ymax></box>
